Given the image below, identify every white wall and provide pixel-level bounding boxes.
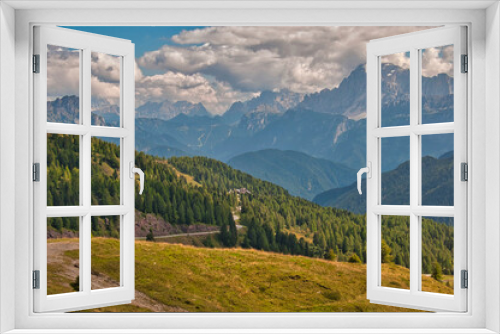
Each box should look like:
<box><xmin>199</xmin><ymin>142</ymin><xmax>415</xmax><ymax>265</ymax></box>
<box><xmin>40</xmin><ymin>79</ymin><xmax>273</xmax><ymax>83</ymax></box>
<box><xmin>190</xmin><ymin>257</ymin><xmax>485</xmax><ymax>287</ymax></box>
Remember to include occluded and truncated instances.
<box><xmin>0</xmin><ymin>2</ymin><xmax>16</xmax><ymax>333</ymax></box>
<box><xmin>486</xmin><ymin>2</ymin><xmax>500</xmax><ymax>333</ymax></box>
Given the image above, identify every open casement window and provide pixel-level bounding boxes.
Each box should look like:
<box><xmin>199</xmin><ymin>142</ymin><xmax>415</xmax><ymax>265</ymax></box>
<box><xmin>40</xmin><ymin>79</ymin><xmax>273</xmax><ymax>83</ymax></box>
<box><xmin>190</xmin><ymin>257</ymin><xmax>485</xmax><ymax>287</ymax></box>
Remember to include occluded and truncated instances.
<box><xmin>33</xmin><ymin>26</ymin><xmax>138</xmax><ymax>312</ymax></box>
<box><xmin>364</xmin><ymin>26</ymin><xmax>467</xmax><ymax>312</ymax></box>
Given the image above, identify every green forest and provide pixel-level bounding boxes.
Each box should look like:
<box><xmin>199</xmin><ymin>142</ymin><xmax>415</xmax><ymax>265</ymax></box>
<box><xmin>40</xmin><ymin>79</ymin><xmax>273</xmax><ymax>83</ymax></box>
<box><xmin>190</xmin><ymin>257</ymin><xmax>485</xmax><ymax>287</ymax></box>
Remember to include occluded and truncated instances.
<box><xmin>47</xmin><ymin>135</ymin><xmax>454</xmax><ymax>275</ymax></box>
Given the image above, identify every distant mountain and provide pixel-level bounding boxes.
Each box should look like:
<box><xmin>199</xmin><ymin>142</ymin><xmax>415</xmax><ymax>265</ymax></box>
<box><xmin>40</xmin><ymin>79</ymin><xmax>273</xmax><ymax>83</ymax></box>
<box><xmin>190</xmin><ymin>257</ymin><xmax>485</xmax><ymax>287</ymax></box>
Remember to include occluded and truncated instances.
<box><xmin>236</xmin><ymin>109</ymin><xmax>284</xmax><ymax>136</ymax></box>
<box><xmin>221</xmin><ymin>89</ymin><xmax>304</xmax><ymax>125</ymax></box>
<box><xmin>215</xmin><ymin>108</ymin><xmax>354</xmax><ymax>162</ymax></box>
<box><xmin>214</xmin><ymin>63</ymin><xmax>453</xmax><ymax>170</ymax></box>
<box><xmin>47</xmin><ymin>95</ymin><xmax>105</xmax><ymax>125</ymax></box>
<box><xmin>135</xmin><ymin>115</ymin><xmax>231</xmax><ymax>158</ymax></box>
<box><xmin>313</xmin><ymin>152</ymin><xmax>454</xmax><ymax>214</ymax></box>
<box><xmin>297</xmin><ymin>64</ymin><xmax>368</xmax><ymax>120</ymax></box>
<box><xmin>228</xmin><ymin>149</ymin><xmax>355</xmax><ymax>200</ymax></box>
<box><xmin>135</xmin><ymin>123</ymin><xmax>193</xmax><ymax>159</ymax></box>
<box><xmin>136</xmin><ymin>100</ymin><xmax>211</xmax><ymax>121</ymax></box>
<box><xmin>49</xmin><ymin>60</ymin><xmax>455</xmax><ymax>176</ymax></box>
<box><xmin>296</xmin><ymin>63</ymin><xmax>452</xmax><ymax>123</ymax></box>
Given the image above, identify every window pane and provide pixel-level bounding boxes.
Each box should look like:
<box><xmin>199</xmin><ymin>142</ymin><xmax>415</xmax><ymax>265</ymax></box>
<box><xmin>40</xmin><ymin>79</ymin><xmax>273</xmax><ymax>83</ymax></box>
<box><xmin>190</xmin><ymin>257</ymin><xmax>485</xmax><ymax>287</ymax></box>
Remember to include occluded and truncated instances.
<box><xmin>91</xmin><ymin>215</ymin><xmax>121</xmax><ymax>290</ymax></box>
<box><xmin>421</xmin><ymin>217</ymin><xmax>454</xmax><ymax>295</ymax></box>
<box><xmin>47</xmin><ymin>45</ymin><xmax>81</xmax><ymax>124</ymax></box>
<box><xmin>381</xmin><ymin>215</ymin><xmax>410</xmax><ymax>290</ymax></box>
<box><xmin>381</xmin><ymin>136</ymin><xmax>410</xmax><ymax>205</ymax></box>
<box><xmin>421</xmin><ymin>133</ymin><xmax>454</xmax><ymax>206</ymax></box>
<box><xmin>421</xmin><ymin>45</ymin><xmax>454</xmax><ymax>124</ymax></box>
<box><xmin>47</xmin><ymin>134</ymin><xmax>80</xmax><ymax>206</ymax></box>
<box><xmin>91</xmin><ymin>52</ymin><xmax>121</xmax><ymax>127</ymax></box>
<box><xmin>381</xmin><ymin>52</ymin><xmax>410</xmax><ymax>127</ymax></box>
<box><xmin>91</xmin><ymin>137</ymin><xmax>120</xmax><ymax>205</ymax></box>
<box><xmin>47</xmin><ymin>217</ymin><xmax>80</xmax><ymax>295</ymax></box>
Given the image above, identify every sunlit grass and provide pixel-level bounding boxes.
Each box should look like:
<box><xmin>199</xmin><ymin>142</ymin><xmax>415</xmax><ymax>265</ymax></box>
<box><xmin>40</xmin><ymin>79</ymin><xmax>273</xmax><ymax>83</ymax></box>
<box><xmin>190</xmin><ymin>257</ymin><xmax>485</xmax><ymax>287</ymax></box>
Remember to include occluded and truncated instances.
<box><xmin>48</xmin><ymin>239</ymin><xmax>453</xmax><ymax>312</ymax></box>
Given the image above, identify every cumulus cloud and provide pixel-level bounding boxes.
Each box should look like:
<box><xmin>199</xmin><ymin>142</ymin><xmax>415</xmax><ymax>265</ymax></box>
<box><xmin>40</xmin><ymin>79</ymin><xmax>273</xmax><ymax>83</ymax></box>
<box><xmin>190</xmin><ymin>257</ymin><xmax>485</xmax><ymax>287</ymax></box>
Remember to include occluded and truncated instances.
<box><xmin>47</xmin><ymin>45</ymin><xmax>80</xmax><ymax>99</ymax></box>
<box><xmin>135</xmin><ymin>71</ymin><xmax>255</xmax><ymax>114</ymax></box>
<box><xmin>422</xmin><ymin>45</ymin><xmax>454</xmax><ymax>77</ymax></box>
<box><xmin>90</xmin><ymin>52</ymin><xmax>121</xmax><ymax>106</ymax></box>
<box><xmin>47</xmin><ymin>45</ymin><xmax>253</xmax><ymax>114</ymax></box>
<box><xmin>381</xmin><ymin>52</ymin><xmax>411</xmax><ymax>69</ymax></box>
<box><xmin>139</xmin><ymin>26</ymin><xmax>433</xmax><ymax>96</ymax></box>
<box><xmin>50</xmin><ymin>26</ymin><xmax>451</xmax><ymax>115</ymax></box>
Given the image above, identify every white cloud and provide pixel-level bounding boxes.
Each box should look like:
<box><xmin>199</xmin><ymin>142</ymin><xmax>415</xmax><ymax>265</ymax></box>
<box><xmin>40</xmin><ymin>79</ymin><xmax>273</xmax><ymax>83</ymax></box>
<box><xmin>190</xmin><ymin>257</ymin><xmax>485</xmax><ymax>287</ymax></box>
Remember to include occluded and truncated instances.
<box><xmin>381</xmin><ymin>52</ymin><xmax>411</xmax><ymax>69</ymax></box>
<box><xmin>47</xmin><ymin>45</ymin><xmax>80</xmax><ymax>99</ymax></box>
<box><xmin>135</xmin><ymin>71</ymin><xmax>256</xmax><ymax>114</ymax></box>
<box><xmin>139</xmin><ymin>26</ymin><xmax>433</xmax><ymax>96</ymax></box>
<box><xmin>47</xmin><ymin>45</ymin><xmax>253</xmax><ymax>114</ymax></box>
<box><xmin>49</xmin><ymin>26</ymin><xmax>446</xmax><ymax>114</ymax></box>
<box><xmin>422</xmin><ymin>45</ymin><xmax>454</xmax><ymax>77</ymax></box>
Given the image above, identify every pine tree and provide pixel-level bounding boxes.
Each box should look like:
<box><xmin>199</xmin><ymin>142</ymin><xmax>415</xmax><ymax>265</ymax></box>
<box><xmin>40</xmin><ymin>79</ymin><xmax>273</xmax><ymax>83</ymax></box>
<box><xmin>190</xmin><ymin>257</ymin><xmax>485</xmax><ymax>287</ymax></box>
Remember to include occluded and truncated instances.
<box><xmin>228</xmin><ymin>212</ymin><xmax>238</xmax><ymax>247</ymax></box>
<box><xmin>381</xmin><ymin>240</ymin><xmax>393</xmax><ymax>263</ymax></box>
<box><xmin>325</xmin><ymin>249</ymin><xmax>336</xmax><ymax>261</ymax></box>
<box><xmin>348</xmin><ymin>253</ymin><xmax>362</xmax><ymax>263</ymax></box>
<box><xmin>431</xmin><ymin>262</ymin><xmax>443</xmax><ymax>281</ymax></box>
<box><xmin>146</xmin><ymin>228</ymin><xmax>155</xmax><ymax>242</ymax></box>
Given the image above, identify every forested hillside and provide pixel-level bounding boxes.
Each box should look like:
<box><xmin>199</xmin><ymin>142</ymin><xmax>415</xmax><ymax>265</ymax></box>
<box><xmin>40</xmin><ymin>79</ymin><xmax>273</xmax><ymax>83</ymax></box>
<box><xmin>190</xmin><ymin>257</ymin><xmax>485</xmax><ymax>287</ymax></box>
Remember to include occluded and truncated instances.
<box><xmin>169</xmin><ymin>156</ymin><xmax>454</xmax><ymax>273</ymax></box>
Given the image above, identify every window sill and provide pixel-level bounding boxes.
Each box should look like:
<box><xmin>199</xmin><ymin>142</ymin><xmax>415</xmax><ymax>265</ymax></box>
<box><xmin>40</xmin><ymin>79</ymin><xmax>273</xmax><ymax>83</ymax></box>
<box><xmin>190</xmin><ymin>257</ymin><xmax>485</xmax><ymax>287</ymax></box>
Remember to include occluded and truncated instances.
<box><xmin>4</xmin><ymin>329</ymin><xmax>497</xmax><ymax>334</ymax></box>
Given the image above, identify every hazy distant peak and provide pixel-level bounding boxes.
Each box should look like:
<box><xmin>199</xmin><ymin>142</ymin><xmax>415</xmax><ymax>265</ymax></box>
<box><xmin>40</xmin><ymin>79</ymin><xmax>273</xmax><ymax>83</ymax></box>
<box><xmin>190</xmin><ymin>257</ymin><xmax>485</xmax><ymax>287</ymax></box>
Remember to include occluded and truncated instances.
<box><xmin>221</xmin><ymin>89</ymin><xmax>304</xmax><ymax>125</ymax></box>
<box><xmin>136</xmin><ymin>99</ymin><xmax>211</xmax><ymax>121</ymax></box>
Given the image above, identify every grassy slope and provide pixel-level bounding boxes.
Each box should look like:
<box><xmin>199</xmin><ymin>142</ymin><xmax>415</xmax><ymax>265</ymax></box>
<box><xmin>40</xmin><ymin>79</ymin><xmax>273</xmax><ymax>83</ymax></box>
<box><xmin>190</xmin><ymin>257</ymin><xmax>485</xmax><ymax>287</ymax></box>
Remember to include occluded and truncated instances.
<box><xmin>48</xmin><ymin>238</ymin><xmax>452</xmax><ymax>313</ymax></box>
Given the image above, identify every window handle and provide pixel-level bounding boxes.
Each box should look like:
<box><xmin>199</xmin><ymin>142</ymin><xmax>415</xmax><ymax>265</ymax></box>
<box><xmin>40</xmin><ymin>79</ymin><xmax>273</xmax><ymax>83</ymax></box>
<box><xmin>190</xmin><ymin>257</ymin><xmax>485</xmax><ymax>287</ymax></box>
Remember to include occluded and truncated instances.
<box><xmin>357</xmin><ymin>162</ymin><xmax>372</xmax><ymax>195</ymax></box>
<box><xmin>130</xmin><ymin>162</ymin><xmax>144</xmax><ymax>195</ymax></box>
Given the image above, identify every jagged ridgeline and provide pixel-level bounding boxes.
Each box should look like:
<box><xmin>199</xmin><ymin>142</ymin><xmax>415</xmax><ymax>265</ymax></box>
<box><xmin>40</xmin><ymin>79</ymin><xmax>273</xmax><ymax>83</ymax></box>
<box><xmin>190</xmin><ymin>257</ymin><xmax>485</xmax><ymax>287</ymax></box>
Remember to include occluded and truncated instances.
<box><xmin>47</xmin><ymin>134</ymin><xmax>453</xmax><ymax>274</ymax></box>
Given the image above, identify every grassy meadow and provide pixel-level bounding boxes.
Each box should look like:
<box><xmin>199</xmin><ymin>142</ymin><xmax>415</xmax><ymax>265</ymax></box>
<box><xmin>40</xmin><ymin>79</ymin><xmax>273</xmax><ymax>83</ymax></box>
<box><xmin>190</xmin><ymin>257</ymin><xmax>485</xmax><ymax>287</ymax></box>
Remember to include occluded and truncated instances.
<box><xmin>47</xmin><ymin>238</ymin><xmax>453</xmax><ymax>313</ymax></box>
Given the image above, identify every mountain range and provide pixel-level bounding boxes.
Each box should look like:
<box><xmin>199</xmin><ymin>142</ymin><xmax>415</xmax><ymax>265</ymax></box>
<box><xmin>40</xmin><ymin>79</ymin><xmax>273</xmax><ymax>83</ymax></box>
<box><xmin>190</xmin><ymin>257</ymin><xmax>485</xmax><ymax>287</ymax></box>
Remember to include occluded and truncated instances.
<box><xmin>221</xmin><ymin>89</ymin><xmax>304</xmax><ymax>126</ymax></box>
<box><xmin>47</xmin><ymin>62</ymin><xmax>454</xmax><ymax>202</ymax></box>
<box><xmin>136</xmin><ymin>100</ymin><xmax>211</xmax><ymax>121</ymax></box>
<box><xmin>48</xmin><ymin>95</ymin><xmax>106</xmax><ymax>125</ymax></box>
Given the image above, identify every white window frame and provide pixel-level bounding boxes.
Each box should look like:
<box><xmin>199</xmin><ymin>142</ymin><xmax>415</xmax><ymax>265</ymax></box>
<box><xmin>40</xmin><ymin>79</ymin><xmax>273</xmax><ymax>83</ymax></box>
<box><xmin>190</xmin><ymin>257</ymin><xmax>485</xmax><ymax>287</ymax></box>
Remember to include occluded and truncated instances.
<box><xmin>1</xmin><ymin>2</ymin><xmax>499</xmax><ymax>333</ymax></box>
<box><xmin>33</xmin><ymin>26</ymin><xmax>136</xmax><ymax>313</ymax></box>
<box><xmin>366</xmin><ymin>26</ymin><xmax>467</xmax><ymax>312</ymax></box>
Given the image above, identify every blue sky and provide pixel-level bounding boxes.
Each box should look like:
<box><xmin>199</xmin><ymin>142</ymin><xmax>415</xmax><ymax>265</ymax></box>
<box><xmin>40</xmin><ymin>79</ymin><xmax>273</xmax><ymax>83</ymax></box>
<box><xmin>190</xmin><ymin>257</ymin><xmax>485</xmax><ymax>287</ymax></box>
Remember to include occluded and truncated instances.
<box><xmin>65</xmin><ymin>26</ymin><xmax>205</xmax><ymax>58</ymax></box>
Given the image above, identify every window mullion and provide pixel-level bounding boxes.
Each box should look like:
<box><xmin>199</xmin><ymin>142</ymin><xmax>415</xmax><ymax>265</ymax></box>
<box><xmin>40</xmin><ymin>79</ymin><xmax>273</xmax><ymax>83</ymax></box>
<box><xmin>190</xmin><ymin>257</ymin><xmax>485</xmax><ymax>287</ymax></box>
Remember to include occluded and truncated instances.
<box><xmin>409</xmin><ymin>47</ymin><xmax>420</xmax><ymax>294</ymax></box>
<box><xmin>82</xmin><ymin>47</ymin><xmax>92</xmax><ymax>294</ymax></box>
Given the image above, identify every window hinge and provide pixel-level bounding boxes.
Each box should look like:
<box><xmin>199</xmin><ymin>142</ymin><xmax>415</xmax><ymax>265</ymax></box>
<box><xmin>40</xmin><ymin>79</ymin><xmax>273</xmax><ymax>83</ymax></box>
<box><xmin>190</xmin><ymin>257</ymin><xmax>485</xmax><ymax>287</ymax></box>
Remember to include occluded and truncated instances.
<box><xmin>33</xmin><ymin>163</ymin><xmax>40</xmax><ymax>182</ymax></box>
<box><xmin>33</xmin><ymin>54</ymin><xmax>40</xmax><ymax>73</ymax></box>
<box><xmin>33</xmin><ymin>270</ymin><xmax>40</xmax><ymax>289</ymax></box>
<box><xmin>461</xmin><ymin>54</ymin><xmax>468</xmax><ymax>73</ymax></box>
<box><xmin>461</xmin><ymin>162</ymin><xmax>468</xmax><ymax>182</ymax></box>
<box><xmin>461</xmin><ymin>270</ymin><xmax>468</xmax><ymax>289</ymax></box>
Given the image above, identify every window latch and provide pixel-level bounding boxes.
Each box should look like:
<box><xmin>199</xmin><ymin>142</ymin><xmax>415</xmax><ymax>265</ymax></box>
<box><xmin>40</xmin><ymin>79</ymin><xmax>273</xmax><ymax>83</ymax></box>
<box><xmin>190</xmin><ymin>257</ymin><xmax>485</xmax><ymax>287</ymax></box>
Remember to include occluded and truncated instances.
<box><xmin>357</xmin><ymin>162</ymin><xmax>372</xmax><ymax>195</ymax></box>
<box><xmin>130</xmin><ymin>162</ymin><xmax>145</xmax><ymax>195</ymax></box>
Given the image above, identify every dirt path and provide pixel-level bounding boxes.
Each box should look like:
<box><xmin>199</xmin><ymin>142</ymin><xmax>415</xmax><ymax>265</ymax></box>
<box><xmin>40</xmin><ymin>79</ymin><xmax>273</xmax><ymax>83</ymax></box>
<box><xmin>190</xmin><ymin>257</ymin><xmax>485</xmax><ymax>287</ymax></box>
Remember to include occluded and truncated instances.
<box><xmin>135</xmin><ymin>225</ymin><xmax>243</xmax><ymax>240</ymax></box>
<box><xmin>47</xmin><ymin>240</ymin><xmax>186</xmax><ymax>312</ymax></box>
<box><xmin>136</xmin><ymin>230</ymin><xmax>220</xmax><ymax>240</ymax></box>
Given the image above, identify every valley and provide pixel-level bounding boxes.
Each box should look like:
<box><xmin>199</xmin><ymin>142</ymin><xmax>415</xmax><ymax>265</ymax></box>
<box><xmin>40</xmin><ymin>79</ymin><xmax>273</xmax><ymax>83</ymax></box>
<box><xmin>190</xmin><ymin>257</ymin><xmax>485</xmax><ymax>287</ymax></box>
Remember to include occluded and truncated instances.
<box><xmin>45</xmin><ymin>60</ymin><xmax>456</xmax><ymax>313</ymax></box>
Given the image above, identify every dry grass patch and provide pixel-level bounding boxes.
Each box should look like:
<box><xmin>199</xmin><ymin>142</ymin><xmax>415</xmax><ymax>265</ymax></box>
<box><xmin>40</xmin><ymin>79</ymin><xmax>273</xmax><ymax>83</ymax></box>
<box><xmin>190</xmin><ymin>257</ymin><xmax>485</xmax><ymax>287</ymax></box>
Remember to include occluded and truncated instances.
<box><xmin>48</xmin><ymin>239</ymin><xmax>453</xmax><ymax>313</ymax></box>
